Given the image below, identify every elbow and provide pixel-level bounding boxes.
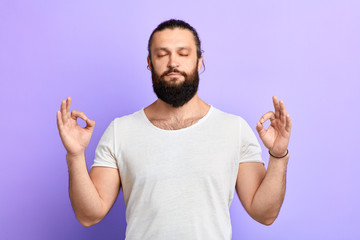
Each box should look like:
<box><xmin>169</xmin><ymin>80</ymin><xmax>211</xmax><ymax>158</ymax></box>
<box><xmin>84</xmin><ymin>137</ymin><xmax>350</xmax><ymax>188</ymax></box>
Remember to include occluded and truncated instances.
<box><xmin>250</xmin><ymin>206</ymin><xmax>280</xmax><ymax>226</ymax></box>
<box><xmin>77</xmin><ymin>215</ymin><xmax>102</xmax><ymax>228</ymax></box>
<box><xmin>260</xmin><ymin>217</ymin><xmax>276</xmax><ymax>226</ymax></box>
<box><xmin>80</xmin><ymin>220</ymin><xmax>96</xmax><ymax>228</ymax></box>
<box><xmin>256</xmin><ymin>214</ymin><xmax>277</xmax><ymax>226</ymax></box>
<box><xmin>251</xmin><ymin>211</ymin><xmax>277</xmax><ymax>226</ymax></box>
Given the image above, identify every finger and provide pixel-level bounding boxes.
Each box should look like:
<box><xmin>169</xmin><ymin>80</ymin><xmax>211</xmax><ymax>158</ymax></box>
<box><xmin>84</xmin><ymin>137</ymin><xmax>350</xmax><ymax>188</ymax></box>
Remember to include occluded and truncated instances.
<box><xmin>285</xmin><ymin>114</ymin><xmax>292</xmax><ymax>132</ymax></box>
<box><xmin>260</xmin><ymin>111</ymin><xmax>275</xmax><ymax>124</ymax></box>
<box><xmin>71</xmin><ymin>110</ymin><xmax>95</xmax><ymax>130</ymax></box>
<box><xmin>61</xmin><ymin>99</ymin><xmax>68</xmax><ymax>124</ymax></box>
<box><xmin>71</xmin><ymin>110</ymin><xmax>88</xmax><ymax>121</ymax></box>
<box><xmin>66</xmin><ymin>96</ymin><xmax>71</xmax><ymax>118</ymax></box>
<box><xmin>273</xmin><ymin>96</ymin><xmax>280</xmax><ymax>119</ymax></box>
<box><xmin>279</xmin><ymin>100</ymin><xmax>287</xmax><ymax>124</ymax></box>
<box><xmin>56</xmin><ymin>110</ymin><xmax>63</xmax><ymax>131</ymax></box>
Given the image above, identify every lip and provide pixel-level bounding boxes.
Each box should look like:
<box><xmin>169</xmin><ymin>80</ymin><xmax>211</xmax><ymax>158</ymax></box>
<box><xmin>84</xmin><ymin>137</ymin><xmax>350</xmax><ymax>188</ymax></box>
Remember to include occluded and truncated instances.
<box><xmin>166</xmin><ymin>72</ymin><xmax>182</xmax><ymax>76</ymax></box>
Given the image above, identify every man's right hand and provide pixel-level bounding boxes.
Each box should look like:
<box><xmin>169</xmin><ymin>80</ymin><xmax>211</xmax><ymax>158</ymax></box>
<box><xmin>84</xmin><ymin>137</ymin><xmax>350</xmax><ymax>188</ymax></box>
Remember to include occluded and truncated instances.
<box><xmin>56</xmin><ymin>97</ymin><xmax>95</xmax><ymax>157</ymax></box>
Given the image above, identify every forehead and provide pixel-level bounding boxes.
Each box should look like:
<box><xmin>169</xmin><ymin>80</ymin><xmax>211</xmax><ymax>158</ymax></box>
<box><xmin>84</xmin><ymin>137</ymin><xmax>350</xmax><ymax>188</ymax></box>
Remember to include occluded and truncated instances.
<box><xmin>151</xmin><ymin>28</ymin><xmax>196</xmax><ymax>51</ymax></box>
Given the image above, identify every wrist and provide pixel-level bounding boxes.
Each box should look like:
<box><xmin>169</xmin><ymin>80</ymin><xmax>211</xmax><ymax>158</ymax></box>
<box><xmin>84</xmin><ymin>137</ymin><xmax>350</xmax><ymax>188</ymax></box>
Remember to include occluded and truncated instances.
<box><xmin>269</xmin><ymin>149</ymin><xmax>289</xmax><ymax>158</ymax></box>
<box><xmin>66</xmin><ymin>151</ymin><xmax>85</xmax><ymax>163</ymax></box>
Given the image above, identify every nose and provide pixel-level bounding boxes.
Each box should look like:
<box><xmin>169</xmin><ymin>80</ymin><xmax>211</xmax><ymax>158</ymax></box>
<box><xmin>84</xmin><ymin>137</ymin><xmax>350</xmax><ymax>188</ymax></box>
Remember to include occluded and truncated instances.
<box><xmin>167</xmin><ymin>54</ymin><xmax>179</xmax><ymax>68</ymax></box>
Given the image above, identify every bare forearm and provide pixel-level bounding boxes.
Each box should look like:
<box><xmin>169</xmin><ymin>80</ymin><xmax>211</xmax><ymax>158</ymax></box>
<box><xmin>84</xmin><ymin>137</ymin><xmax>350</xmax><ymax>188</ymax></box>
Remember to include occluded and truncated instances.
<box><xmin>66</xmin><ymin>153</ymin><xmax>103</xmax><ymax>226</ymax></box>
<box><xmin>251</xmin><ymin>155</ymin><xmax>289</xmax><ymax>225</ymax></box>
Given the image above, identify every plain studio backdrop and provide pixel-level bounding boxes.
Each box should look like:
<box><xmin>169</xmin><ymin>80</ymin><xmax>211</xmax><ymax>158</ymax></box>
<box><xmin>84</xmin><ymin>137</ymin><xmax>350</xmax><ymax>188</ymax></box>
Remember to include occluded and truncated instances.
<box><xmin>0</xmin><ymin>0</ymin><xmax>359</xmax><ymax>239</ymax></box>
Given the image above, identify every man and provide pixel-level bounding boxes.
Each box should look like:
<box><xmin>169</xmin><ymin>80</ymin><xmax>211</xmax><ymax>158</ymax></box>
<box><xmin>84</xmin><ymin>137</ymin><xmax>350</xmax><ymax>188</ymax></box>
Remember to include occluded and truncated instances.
<box><xmin>56</xmin><ymin>19</ymin><xmax>291</xmax><ymax>239</ymax></box>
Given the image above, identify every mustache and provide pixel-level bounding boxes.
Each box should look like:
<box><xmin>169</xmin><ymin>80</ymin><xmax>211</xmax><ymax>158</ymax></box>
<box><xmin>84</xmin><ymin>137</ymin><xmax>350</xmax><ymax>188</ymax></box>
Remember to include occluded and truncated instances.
<box><xmin>160</xmin><ymin>68</ymin><xmax>188</xmax><ymax>78</ymax></box>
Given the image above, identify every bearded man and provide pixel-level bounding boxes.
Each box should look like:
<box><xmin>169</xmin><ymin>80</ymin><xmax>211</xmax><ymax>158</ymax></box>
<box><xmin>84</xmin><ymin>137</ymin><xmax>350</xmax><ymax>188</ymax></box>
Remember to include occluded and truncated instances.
<box><xmin>56</xmin><ymin>19</ymin><xmax>292</xmax><ymax>240</ymax></box>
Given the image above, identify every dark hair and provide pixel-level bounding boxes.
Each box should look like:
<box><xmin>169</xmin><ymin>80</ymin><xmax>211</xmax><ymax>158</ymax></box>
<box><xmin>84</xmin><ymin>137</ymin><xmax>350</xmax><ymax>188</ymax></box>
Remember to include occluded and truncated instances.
<box><xmin>147</xmin><ymin>19</ymin><xmax>203</xmax><ymax>61</ymax></box>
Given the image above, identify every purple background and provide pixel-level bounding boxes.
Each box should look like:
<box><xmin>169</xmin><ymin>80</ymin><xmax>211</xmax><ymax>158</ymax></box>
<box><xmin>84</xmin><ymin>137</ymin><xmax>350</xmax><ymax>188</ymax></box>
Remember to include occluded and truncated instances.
<box><xmin>1</xmin><ymin>0</ymin><xmax>359</xmax><ymax>239</ymax></box>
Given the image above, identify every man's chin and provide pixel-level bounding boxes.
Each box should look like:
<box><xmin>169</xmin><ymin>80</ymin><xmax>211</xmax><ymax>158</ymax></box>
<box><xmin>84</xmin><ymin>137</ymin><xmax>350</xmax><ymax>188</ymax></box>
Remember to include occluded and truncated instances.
<box><xmin>164</xmin><ymin>75</ymin><xmax>185</xmax><ymax>82</ymax></box>
<box><xmin>164</xmin><ymin>78</ymin><xmax>185</xmax><ymax>86</ymax></box>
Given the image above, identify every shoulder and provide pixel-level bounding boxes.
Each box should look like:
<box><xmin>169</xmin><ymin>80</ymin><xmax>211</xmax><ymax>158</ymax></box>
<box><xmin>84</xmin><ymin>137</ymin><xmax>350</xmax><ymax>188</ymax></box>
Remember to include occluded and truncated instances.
<box><xmin>211</xmin><ymin>106</ymin><xmax>248</xmax><ymax>126</ymax></box>
<box><xmin>97</xmin><ymin>109</ymin><xmax>145</xmax><ymax>136</ymax></box>
<box><xmin>112</xmin><ymin>109</ymin><xmax>144</xmax><ymax>126</ymax></box>
<box><xmin>210</xmin><ymin>107</ymin><xmax>257</xmax><ymax>139</ymax></box>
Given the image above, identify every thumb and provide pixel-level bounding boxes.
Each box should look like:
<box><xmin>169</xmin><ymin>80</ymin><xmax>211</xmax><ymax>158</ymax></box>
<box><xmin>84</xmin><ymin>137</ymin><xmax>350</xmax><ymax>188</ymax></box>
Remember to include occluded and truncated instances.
<box><xmin>85</xmin><ymin>118</ymin><xmax>95</xmax><ymax>129</ymax></box>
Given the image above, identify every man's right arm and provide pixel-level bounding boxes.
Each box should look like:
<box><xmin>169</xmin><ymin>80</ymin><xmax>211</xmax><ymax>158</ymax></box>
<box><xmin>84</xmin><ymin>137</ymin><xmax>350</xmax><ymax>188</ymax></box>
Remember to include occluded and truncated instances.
<box><xmin>57</xmin><ymin>96</ymin><xmax>120</xmax><ymax>227</ymax></box>
<box><xmin>66</xmin><ymin>152</ymin><xmax>121</xmax><ymax>227</ymax></box>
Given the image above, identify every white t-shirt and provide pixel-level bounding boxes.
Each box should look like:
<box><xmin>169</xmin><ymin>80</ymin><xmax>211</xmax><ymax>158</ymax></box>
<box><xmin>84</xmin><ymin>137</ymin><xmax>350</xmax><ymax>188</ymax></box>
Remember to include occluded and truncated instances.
<box><xmin>91</xmin><ymin>105</ymin><xmax>264</xmax><ymax>240</ymax></box>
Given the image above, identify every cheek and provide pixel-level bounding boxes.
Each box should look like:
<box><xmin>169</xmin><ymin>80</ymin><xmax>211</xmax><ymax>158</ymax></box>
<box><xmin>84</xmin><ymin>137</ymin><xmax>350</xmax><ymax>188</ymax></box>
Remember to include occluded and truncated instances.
<box><xmin>151</xmin><ymin>61</ymin><xmax>166</xmax><ymax>74</ymax></box>
<box><xmin>186</xmin><ymin>59</ymin><xmax>199</xmax><ymax>72</ymax></box>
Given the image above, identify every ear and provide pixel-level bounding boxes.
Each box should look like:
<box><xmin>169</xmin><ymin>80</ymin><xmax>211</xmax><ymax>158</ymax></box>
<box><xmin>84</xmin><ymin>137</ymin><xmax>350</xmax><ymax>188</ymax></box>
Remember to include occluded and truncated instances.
<box><xmin>197</xmin><ymin>55</ymin><xmax>203</xmax><ymax>72</ymax></box>
<box><xmin>147</xmin><ymin>56</ymin><xmax>152</xmax><ymax>71</ymax></box>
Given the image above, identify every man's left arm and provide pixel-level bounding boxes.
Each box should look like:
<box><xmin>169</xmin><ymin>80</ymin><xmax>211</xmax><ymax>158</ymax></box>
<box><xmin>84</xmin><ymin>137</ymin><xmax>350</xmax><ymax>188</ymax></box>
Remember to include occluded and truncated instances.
<box><xmin>235</xmin><ymin>96</ymin><xmax>292</xmax><ymax>226</ymax></box>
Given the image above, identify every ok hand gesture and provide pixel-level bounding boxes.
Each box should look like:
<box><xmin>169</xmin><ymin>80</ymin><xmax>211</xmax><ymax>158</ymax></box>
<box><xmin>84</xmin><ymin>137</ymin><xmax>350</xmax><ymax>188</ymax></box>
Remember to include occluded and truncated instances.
<box><xmin>256</xmin><ymin>96</ymin><xmax>292</xmax><ymax>157</ymax></box>
<box><xmin>56</xmin><ymin>97</ymin><xmax>95</xmax><ymax>157</ymax></box>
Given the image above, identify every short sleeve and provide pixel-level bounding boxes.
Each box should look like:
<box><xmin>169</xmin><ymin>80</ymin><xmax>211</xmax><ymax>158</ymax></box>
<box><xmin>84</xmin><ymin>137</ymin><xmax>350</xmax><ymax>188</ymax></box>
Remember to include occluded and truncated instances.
<box><xmin>238</xmin><ymin>118</ymin><xmax>264</xmax><ymax>165</ymax></box>
<box><xmin>91</xmin><ymin>120</ymin><xmax>118</xmax><ymax>169</ymax></box>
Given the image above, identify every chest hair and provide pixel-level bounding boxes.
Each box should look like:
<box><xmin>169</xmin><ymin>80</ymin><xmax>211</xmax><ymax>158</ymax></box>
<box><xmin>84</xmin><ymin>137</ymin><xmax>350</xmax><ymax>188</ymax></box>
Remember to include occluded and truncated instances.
<box><xmin>150</xmin><ymin>118</ymin><xmax>201</xmax><ymax>130</ymax></box>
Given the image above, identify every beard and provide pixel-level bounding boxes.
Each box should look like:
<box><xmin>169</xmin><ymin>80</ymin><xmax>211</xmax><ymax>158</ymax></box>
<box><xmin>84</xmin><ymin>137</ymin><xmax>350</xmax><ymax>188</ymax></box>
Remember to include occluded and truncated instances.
<box><xmin>151</xmin><ymin>62</ymin><xmax>199</xmax><ymax>108</ymax></box>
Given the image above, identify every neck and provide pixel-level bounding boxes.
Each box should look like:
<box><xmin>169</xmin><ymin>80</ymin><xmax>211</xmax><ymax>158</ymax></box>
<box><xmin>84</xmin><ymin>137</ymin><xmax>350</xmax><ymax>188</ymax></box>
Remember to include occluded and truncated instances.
<box><xmin>145</xmin><ymin>93</ymin><xmax>210</xmax><ymax>121</ymax></box>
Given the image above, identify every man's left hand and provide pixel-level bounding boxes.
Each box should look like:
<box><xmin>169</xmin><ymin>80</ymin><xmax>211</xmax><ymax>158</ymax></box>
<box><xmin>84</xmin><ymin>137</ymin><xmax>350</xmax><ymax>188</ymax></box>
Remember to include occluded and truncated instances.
<box><xmin>256</xmin><ymin>96</ymin><xmax>292</xmax><ymax>157</ymax></box>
